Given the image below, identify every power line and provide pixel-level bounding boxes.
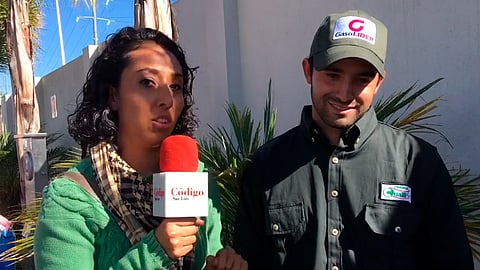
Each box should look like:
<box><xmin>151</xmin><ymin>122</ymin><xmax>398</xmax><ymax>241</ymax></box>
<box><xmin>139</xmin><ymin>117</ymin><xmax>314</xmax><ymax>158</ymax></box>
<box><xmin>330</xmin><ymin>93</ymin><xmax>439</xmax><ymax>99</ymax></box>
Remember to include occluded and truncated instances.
<box><xmin>76</xmin><ymin>1</ymin><xmax>114</xmax><ymax>45</ymax></box>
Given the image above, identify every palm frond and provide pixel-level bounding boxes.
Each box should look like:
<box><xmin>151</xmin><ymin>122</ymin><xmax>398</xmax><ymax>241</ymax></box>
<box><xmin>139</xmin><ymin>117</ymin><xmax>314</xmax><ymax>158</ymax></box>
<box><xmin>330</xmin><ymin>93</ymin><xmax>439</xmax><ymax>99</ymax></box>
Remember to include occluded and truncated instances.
<box><xmin>375</xmin><ymin>78</ymin><xmax>443</xmax><ymax>121</ymax></box>
<box><xmin>374</xmin><ymin>78</ymin><xmax>451</xmax><ymax>146</ymax></box>
<box><xmin>451</xmin><ymin>167</ymin><xmax>480</xmax><ymax>255</ymax></box>
<box><xmin>0</xmin><ymin>139</ymin><xmax>80</xmax><ymax>264</ymax></box>
<box><xmin>263</xmin><ymin>79</ymin><xmax>277</xmax><ymax>142</ymax></box>
<box><xmin>199</xmin><ymin>80</ymin><xmax>276</xmax><ymax>245</ymax></box>
<box><xmin>0</xmin><ymin>0</ymin><xmax>44</xmax><ymax>68</ymax></box>
<box><xmin>0</xmin><ymin>198</ymin><xmax>41</xmax><ymax>262</ymax></box>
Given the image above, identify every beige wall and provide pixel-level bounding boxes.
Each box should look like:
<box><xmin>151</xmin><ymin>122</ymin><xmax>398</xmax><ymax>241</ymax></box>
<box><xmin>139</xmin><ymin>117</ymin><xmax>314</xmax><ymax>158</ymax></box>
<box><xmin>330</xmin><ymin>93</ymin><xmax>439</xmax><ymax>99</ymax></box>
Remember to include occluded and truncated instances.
<box><xmin>3</xmin><ymin>0</ymin><xmax>478</xmax><ymax>176</ymax></box>
<box><xmin>175</xmin><ymin>0</ymin><xmax>480</xmax><ymax>176</ymax></box>
<box><xmin>35</xmin><ymin>45</ymin><xmax>100</xmax><ymax>149</ymax></box>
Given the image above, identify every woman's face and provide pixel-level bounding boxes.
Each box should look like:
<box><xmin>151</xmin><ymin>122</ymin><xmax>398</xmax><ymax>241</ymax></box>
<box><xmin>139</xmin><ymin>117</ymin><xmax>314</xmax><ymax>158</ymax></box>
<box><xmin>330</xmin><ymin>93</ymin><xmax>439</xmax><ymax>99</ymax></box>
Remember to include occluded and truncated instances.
<box><xmin>109</xmin><ymin>40</ymin><xmax>185</xmax><ymax>153</ymax></box>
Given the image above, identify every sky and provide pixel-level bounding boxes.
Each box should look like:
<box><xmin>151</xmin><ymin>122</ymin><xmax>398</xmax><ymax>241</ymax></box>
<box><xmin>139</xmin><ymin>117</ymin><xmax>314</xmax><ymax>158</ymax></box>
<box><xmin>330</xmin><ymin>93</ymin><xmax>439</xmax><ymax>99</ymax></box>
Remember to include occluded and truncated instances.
<box><xmin>0</xmin><ymin>0</ymin><xmax>135</xmax><ymax>94</ymax></box>
<box><xmin>36</xmin><ymin>0</ymin><xmax>133</xmax><ymax>76</ymax></box>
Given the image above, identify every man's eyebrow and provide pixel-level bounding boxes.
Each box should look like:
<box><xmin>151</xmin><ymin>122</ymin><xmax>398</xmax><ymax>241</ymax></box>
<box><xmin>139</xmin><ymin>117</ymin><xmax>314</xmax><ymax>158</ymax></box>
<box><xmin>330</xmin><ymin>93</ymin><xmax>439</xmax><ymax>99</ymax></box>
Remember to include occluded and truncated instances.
<box><xmin>358</xmin><ymin>71</ymin><xmax>376</xmax><ymax>77</ymax></box>
<box><xmin>323</xmin><ymin>67</ymin><xmax>341</xmax><ymax>73</ymax></box>
<box><xmin>323</xmin><ymin>67</ymin><xmax>376</xmax><ymax>77</ymax></box>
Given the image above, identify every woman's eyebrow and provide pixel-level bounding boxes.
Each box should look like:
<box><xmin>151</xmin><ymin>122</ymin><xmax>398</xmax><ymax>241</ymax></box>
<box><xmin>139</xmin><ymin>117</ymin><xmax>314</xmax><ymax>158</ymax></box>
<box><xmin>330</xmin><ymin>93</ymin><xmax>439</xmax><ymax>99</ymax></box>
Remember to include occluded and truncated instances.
<box><xmin>135</xmin><ymin>68</ymin><xmax>183</xmax><ymax>79</ymax></box>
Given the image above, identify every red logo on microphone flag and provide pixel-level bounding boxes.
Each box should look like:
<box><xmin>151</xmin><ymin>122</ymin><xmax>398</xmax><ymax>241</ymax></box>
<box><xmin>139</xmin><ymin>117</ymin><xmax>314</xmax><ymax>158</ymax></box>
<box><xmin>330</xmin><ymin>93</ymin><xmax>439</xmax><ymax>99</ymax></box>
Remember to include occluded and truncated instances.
<box><xmin>153</xmin><ymin>172</ymin><xmax>209</xmax><ymax>217</ymax></box>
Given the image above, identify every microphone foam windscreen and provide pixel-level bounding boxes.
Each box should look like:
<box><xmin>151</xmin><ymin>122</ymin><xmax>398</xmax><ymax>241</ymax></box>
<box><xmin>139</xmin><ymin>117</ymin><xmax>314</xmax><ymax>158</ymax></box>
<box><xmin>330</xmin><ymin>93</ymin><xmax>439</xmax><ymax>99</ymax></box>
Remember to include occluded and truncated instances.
<box><xmin>160</xmin><ymin>135</ymin><xmax>199</xmax><ymax>172</ymax></box>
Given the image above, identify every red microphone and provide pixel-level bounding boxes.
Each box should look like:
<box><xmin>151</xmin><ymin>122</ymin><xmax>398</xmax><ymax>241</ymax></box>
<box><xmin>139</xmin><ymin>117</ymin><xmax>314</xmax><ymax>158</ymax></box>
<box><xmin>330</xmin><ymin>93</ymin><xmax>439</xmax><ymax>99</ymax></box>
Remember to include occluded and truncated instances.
<box><xmin>153</xmin><ymin>135</ymin><xmax>209</xmax><ymax>217</ymax></box>
<box><xmin>160</xmin><ymin>135</ymin><xmax>199</xmax><ymax>173</ymax></box>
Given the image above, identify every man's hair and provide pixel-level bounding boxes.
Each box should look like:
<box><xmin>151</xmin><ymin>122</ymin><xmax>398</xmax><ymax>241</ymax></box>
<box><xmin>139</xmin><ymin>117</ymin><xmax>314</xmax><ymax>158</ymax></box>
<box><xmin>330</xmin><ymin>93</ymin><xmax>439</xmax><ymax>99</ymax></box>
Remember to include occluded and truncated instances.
<box><xmin>68</xmin><ymin>27</ymin><xmax>198</xmax><ymax>157</ymax></box>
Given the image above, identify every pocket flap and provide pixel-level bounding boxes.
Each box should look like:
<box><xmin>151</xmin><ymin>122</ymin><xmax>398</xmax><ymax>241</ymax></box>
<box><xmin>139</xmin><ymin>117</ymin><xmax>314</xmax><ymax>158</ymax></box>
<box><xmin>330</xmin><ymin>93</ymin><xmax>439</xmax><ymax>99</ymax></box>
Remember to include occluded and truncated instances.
<box><xmin>365</xmin><ymin>204</ymin><xmax>420</xmax><ymax>237</ymax></box>
<box><xmin>266</xmin><ymin>202</ymin><xmax>304</xmax><ymax>235</ymax></box>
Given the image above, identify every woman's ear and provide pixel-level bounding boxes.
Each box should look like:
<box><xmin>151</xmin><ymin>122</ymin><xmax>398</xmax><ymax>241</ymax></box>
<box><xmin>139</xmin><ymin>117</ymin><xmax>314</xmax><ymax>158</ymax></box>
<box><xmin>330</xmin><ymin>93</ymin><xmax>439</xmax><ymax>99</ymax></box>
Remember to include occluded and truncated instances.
<box><xmin>108</xmin><ymin>86</ymin><xmax>119</xmax><ymax>111</ymax></box>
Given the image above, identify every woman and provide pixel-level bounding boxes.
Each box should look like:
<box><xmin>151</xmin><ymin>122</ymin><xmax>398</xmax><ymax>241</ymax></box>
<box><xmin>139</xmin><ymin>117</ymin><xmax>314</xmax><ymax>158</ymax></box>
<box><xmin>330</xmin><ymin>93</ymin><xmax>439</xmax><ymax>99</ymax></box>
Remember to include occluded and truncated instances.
<box><xmin>34</xmin><ymin>27</ymin><xmax>247</xmax><ymax>270</ymax></box>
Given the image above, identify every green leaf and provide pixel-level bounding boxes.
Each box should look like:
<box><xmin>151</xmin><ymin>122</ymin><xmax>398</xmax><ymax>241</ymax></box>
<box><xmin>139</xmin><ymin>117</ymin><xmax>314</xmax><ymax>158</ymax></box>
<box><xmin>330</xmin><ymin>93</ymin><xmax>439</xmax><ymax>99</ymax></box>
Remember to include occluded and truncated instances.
<box><xmin>199</xmin><ymin>80</ymin><xmax>277</xmax><ymax>245</ymax></box>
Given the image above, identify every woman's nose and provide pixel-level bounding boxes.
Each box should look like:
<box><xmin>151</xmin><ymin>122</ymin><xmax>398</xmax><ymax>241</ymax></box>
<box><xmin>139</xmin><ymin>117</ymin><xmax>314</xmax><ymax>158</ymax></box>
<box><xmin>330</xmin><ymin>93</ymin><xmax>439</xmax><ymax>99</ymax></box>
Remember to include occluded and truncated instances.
<box><xmin>157</xmin><ymin>86</ymin><xmax>174</xmax><ymax>108</ymax></box>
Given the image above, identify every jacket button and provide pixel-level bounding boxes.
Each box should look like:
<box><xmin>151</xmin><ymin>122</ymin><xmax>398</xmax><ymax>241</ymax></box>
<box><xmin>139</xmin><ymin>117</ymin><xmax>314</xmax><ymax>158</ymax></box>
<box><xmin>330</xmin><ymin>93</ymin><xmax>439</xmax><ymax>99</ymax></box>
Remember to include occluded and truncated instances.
<box><xmin>272</xmin><ymin>224</ymin><xmax>280</xmax><ymax>231</ymax></box>
<box><xmin>331</xmin><ymin>190</ymin><xmax>339</xmax><ymax>198</ymax></box>
<box><xmin>332</xmin><ymin>157</ymin><xmax>339</xmax><ymax>164</ymax></box>
<box><xmin>331</xmin><ymin>228</ymin><xmax>339</xmax><ymax>236</ymax></box>
<box><xmin>395</xmin><ymin>226</ymin><xmax>402</xmax><ymax>233</ymax></box>
<box><xmin>332</xmin><ymin>266</ymin><xmax>339</xmax><ymax>270</ymax></box>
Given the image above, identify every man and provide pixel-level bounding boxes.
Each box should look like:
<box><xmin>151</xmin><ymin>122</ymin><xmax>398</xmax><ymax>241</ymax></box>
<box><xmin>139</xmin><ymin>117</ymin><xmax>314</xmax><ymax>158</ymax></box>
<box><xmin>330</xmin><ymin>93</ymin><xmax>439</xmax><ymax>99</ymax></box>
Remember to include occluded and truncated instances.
<box><xmin>233</xmin><ymin>10</ymin><xmax>473</xmax><ymax>270</ymax></box>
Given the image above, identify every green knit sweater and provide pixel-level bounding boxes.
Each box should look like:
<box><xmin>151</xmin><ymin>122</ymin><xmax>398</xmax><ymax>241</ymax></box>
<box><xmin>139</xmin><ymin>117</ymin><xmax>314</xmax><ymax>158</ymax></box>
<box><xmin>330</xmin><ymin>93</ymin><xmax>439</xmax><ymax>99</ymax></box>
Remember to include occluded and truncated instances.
<box><xmin>34</xmin><ymin>159</ymin><xmax>223</xmax><ymax>269</ymax></box>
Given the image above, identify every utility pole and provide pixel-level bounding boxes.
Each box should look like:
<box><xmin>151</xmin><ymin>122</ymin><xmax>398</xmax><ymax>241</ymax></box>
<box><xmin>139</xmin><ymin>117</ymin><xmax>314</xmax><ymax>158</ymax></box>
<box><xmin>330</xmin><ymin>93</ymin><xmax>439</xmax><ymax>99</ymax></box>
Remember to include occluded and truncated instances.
<box><xmin>76</xmin><ymin>16</ymin><xmax>113</xmax><ymax>45</ymax></box>
<box><xmin>76</xmin><ymin>1</ymin><xmax>113</xmax><ymax>45</ymax></box>
<box><xmin>92</xmin><ymin>2</ymin><xmax>98</xmax><ymax>45</ymax></box>
<box><xmin>55</xmin><ymin>0</ymin><xmax>66</xmax><ymax>65</ymax></box>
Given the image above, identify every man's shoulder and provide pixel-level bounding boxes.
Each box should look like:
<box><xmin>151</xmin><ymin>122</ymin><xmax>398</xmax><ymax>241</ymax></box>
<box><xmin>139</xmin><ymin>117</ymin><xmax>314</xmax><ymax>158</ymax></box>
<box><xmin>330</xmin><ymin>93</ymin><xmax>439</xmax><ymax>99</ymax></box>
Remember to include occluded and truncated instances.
<box><xmin>375</xmin><ymin>121</ymin><xmax>438</xmax><ymax>152</ymax></box>
<box><xmin>253</xmin><ymin>125</ymin><xmax>303</xmax><ymax>159</ymax></box>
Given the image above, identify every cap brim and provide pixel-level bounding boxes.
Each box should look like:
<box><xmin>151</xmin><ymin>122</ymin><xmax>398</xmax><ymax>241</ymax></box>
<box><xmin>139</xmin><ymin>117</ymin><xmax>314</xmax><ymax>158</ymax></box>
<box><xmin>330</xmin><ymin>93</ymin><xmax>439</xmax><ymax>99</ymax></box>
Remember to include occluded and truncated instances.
<box><xmin>312</xmin><ymin>45</ymin><xmax>385</xmax><ymax>77</ymax></box>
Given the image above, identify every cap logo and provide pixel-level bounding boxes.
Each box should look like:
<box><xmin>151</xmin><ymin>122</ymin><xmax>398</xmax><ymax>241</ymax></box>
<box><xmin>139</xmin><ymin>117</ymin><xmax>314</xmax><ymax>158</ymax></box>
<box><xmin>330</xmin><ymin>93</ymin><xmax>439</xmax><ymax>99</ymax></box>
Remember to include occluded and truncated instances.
<box><xmin>333</xmin><ymin>16</ymin><xmax>376</xmax><ymax>45</ymax></box>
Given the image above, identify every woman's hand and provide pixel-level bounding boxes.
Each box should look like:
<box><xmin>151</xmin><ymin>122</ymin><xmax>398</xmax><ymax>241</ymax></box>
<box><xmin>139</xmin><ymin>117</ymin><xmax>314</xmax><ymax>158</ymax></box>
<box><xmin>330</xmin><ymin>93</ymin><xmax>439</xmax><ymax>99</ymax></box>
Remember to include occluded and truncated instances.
<box><xmin>155</xmin><ymin>217</ymin><xmax>204</xmax><ymax>260</ymax></box>
<box><xmin>206</xmin><ymin>246</ymin><xmax>248</xmax><ymax>270</ymax></box>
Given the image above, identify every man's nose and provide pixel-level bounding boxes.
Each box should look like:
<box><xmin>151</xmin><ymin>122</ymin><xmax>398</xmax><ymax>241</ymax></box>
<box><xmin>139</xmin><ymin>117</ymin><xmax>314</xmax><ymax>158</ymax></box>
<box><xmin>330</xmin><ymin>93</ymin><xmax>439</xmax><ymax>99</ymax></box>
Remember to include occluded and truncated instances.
<box><xmin>337</xmin><ymin>79</ymin><xmax>355</xmax><ymax>101</ymax></box>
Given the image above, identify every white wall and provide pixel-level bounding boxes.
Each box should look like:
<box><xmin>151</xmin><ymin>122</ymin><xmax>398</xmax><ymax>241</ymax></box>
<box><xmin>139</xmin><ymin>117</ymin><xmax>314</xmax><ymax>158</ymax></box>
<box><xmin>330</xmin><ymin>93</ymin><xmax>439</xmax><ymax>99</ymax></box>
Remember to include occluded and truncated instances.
<box><xmin>3</xmin><ymin>0</ymin><xmax>478</xmax><ymax>176</ymax></box>
<box><xmin>35</xmin><ymin>45</ymin><xmax>100</xmax><ymax>149</ymax></box>
<box><xmin>174</xmin><ymin>0</ymin><xmax>232</xmax><ymax>137</ymax></box>
<box><xmin>175</xmin><ymin>0</ymin><xmax>480</xmax><ymax>175</ymax></box>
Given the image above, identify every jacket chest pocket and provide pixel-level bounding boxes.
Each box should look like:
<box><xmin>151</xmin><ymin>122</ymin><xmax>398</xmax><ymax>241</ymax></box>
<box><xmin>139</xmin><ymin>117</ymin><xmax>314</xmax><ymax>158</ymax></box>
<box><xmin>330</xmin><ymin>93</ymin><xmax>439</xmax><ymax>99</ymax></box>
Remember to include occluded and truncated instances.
<box><xmin>266</xmin><ymin>202</ymin><xmax>306</xmax><ymax>241</ymax></box>
<box><xmin>365</xmin><ymin>204</ymin><xmax>420</xmax><ymax>238</ymax></box>
<box><xmin>362</xmin><ymin>203</ymin><xmax>422</xmax><ymax>269</ymax></box>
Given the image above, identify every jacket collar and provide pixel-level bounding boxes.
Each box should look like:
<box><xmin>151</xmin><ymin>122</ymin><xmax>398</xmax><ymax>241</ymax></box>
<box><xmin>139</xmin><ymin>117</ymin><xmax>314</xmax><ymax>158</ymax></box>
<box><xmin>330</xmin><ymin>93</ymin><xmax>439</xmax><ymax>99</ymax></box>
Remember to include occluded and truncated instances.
<box><xmin>300</xmin><ymin>105</ymin><xmax>378</xmax><ymax>150</ymax></box>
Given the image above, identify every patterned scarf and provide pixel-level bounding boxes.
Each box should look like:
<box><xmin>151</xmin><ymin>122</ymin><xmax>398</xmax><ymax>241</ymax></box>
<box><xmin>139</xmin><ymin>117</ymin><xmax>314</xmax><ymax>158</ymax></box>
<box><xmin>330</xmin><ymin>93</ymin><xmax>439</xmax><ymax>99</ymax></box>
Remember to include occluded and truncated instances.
<box><xmin>90</xmin><ymin>142</ymin><xmax>194</xmax><ymax>269</ymax></box>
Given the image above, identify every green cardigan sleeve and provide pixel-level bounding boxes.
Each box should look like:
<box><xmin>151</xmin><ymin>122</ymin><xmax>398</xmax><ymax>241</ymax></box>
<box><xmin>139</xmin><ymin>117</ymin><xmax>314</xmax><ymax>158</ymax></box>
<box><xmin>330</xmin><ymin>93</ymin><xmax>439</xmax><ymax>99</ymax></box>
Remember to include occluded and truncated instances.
<box><xmin>206</xmin><ymin>175</ymin><xmax>223</xmax><ymax>255</ymax></box>
<box><xmin>34</xmin><ymin>178</ymin><xmax>176</xmax><ymax>269</ymax></box>
<box><xmin>34</xmin><ymin>161</ymin><xmax>224</xmax><ymax>269</ymax></box>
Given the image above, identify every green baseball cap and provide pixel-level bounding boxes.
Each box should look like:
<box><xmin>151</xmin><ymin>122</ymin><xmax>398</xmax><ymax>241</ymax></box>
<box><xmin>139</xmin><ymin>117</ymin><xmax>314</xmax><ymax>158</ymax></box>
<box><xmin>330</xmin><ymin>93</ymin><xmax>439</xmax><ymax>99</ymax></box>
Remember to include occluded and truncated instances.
<box><xmin>309</xmin><ymin>10</ymin><xmax>388</xmax><ymax>76</ymax></box>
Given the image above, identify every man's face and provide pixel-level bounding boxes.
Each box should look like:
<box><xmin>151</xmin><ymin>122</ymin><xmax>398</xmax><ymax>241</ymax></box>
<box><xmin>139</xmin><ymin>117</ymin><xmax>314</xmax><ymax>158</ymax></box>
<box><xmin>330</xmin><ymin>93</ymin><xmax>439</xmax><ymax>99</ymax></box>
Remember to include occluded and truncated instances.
<box><xmin>302</xmin><ymin>57</ymin><xmax>384</xmax><ymax>140</ymax></box>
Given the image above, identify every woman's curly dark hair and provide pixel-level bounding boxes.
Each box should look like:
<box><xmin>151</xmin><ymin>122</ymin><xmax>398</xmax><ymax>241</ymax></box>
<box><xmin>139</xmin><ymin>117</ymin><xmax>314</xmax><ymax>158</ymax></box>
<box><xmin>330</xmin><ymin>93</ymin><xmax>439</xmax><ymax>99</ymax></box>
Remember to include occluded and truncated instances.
<box><xmin>68</xmin><ymin>27</ymin><xmax>198</xmax><ymax>157</ymax></box>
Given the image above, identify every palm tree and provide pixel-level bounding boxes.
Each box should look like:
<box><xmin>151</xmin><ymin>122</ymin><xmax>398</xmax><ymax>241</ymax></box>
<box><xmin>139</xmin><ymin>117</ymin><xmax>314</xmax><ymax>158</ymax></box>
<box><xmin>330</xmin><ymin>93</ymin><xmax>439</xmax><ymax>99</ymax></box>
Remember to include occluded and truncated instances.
<box><xmin>0</xmin><ymin>131</ymin><xmax>20</xmax><ymax>214</ymax></box>
<box><xmin>200</xmin><ymin>80</ymin><xmax>276</xmax><ymax>245</ymax></box>
<box><xmin>134</xmin><ymin>0</ymin><xmax>178</xmax><ymax>41</ymax></box>
<box><xmin>0</xmin><ymin>131</ymin><xmax>70</xmax><ymax>262</ymax></box>
<box><xmin>0</xmin><ymin>0</ymin><xmax>43</xmax><ymax>71</ymax></box>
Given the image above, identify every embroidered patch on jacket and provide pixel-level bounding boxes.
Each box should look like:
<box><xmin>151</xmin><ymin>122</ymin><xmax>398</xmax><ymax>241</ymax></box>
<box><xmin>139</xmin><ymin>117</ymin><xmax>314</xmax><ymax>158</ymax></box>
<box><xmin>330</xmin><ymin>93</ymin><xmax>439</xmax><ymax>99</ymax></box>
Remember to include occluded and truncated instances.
<box><xmin>380</xmin><ymin>184</ymin><xmax>412</xmax><ymax>203</ymax></box>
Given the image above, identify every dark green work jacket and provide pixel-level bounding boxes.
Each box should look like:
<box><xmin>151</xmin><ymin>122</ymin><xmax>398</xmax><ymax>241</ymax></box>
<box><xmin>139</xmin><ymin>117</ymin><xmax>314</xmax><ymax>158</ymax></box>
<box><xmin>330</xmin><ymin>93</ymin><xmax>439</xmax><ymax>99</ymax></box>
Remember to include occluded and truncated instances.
<box><xmin>234</xmin><ymin>106</ymin><xmax>473</xmax><ymax>270</ymax></box>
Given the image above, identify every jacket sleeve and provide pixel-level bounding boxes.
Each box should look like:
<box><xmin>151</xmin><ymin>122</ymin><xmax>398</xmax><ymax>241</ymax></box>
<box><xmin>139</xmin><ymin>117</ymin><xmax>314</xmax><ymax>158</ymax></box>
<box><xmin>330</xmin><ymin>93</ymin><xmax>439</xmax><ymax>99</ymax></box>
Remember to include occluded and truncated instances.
<box><xmin>233</xmin><ymin>160</ymin><xmax>272</xmax><ymax>270</ymax></box>
<box><xmin>34</xmin><ymin>179</ymin><xmax>176</xmax><ymax>270</ymax></box>
<box><xmin>421</xmin><ymin>149</ymin><xmax>474</xmax><ymax>269</ymax></box>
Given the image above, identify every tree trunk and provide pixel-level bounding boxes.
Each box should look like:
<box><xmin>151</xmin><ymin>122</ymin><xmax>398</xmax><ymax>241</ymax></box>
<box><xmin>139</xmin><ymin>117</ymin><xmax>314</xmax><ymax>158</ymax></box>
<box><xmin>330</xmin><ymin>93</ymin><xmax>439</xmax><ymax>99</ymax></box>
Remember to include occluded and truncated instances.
<box><xmin>6</xmin><ymin>0</ymin><xmax>40</xmax><ymax>207</ymax></box>
<box><xmin>134</xmin><ymin>0</ymin><xmax>178</xmax><ymax>42</ymax></box>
